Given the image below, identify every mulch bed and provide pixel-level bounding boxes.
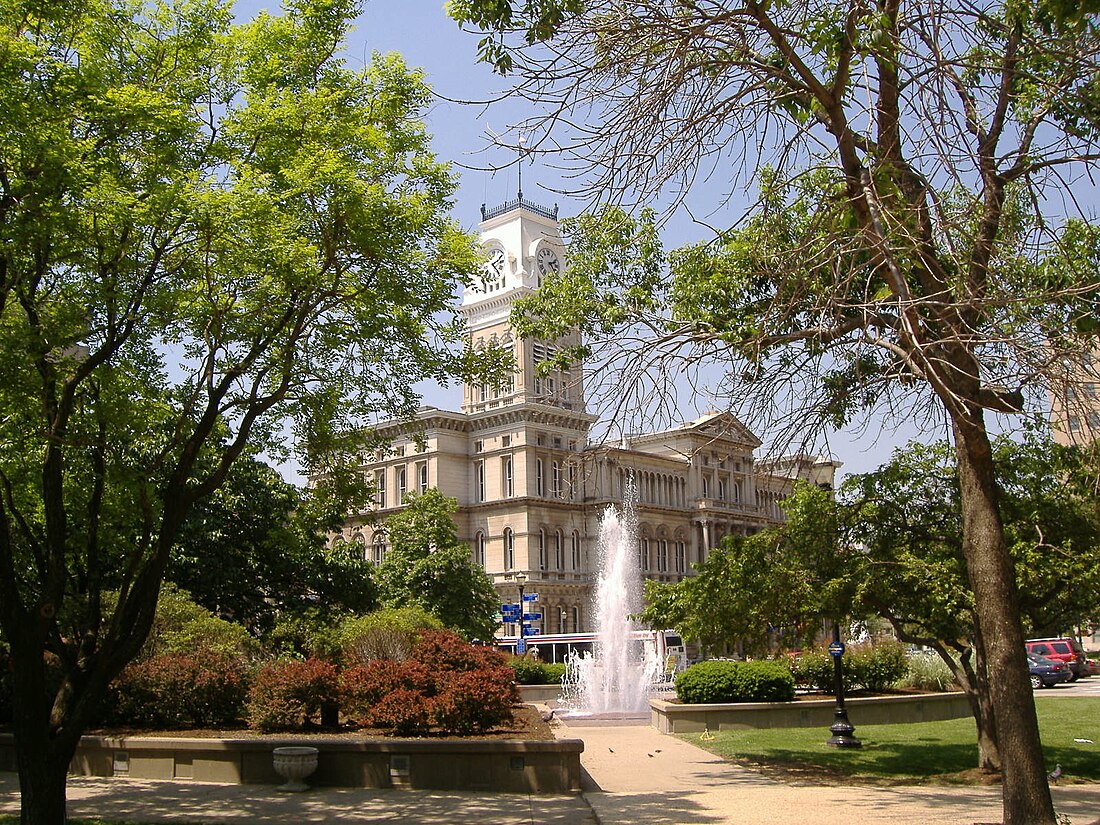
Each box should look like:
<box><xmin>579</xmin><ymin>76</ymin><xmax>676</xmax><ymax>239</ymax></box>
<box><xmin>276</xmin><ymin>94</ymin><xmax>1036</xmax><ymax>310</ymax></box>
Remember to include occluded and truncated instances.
<box><xmin>81</xmin><ymin>704</ymin><xmax>556</xmax><ymax>742</ymax></box>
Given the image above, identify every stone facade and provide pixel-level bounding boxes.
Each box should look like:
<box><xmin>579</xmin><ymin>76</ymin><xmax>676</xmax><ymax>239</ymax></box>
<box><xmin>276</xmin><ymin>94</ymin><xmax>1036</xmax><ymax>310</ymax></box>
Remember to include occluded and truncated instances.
<box><xmin>333</xmin><ymin>197</ymin><xmax>838</xmax><ymax>636</ymax></box>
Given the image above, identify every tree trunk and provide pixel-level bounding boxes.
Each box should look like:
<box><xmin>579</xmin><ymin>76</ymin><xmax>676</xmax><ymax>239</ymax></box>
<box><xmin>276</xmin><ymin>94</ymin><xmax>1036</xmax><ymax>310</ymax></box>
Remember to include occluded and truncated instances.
<box><xmin>952</xmin><ymin>413</ymin><xmax>1055</xmax><ymax>825</ymax></box>
<box><xmin>15</xmin><ymin>746</ymin><xmax>71</xmax><ymax>825</ymax></box>
<box><xmin>938</xmin><ymin>643</ymin><xmax>1001</xmax><ymax>772</ymax></box>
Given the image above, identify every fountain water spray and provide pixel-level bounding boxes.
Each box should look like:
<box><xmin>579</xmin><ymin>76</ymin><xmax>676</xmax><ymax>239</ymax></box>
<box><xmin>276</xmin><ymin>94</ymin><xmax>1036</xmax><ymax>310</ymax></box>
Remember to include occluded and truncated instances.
<box><xmin>560</xmin><ymin>480</ymin><xmax>662</xmax><ymax>716</ymax></box>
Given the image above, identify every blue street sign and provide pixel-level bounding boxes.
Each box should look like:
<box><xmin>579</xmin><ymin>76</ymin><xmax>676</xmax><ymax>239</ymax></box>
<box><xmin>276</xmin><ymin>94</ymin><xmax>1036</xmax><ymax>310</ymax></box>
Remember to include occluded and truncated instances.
<box><xmin>522</xmin><ymin>593</ymin><xmax>539</xmax><ymax>601</ymax></box>
<box><xmin>522</xmin><ymin>613</ymin><xmax>541</xmax><ymax>621</ymax></box>
<box><xmin>828</xmin><ymin>641</ymin><xmax>845</xmax><ymax>658</ymax></box>
<box><xmin>515</xmin><ymin>639</ymin><xmax>526</xmax><ymax>653</ymax></box>
<box><xmin>522</xmin><ymin>627</ymin><xmax>541</xmax><ymax>637</ymax></box>
<box><xmin>500</xmin><ymin>604</ymin><xmax>520</xmax><ymax>616</ymax></box>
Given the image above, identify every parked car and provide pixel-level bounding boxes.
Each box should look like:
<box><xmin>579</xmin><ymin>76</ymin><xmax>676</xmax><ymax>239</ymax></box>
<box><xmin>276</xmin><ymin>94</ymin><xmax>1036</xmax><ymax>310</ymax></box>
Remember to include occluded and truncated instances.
<box><xmin>1027</xmin><ymin>652</ymin><xmax>1071</xmax><ymax>688</ymax></box>
<box><xmin>1025</xmin><ymin>638</ymin><xmax>1088</xmax><ymax>681</ymax></box>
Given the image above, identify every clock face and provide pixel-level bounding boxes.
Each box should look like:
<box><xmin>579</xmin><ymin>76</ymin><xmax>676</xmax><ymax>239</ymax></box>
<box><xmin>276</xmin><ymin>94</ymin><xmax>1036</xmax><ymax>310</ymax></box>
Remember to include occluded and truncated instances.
<box><xmin>536</xmin><ymin>247</ymin><xmax>560</xmax><ymax>277</ymax></box>
<box><xmin>482</xmin><ymin>248</ymin><xmax>505</xmax><ymax>288</ymax></box>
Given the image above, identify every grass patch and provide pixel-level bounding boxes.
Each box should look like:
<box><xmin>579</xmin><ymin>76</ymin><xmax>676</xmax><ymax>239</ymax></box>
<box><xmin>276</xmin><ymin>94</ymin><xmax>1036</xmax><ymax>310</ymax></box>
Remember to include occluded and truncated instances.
<box><xmin>685</xmin><ymin>695</ymin><xmax>1100</xmax><ymax>784</ymax></box>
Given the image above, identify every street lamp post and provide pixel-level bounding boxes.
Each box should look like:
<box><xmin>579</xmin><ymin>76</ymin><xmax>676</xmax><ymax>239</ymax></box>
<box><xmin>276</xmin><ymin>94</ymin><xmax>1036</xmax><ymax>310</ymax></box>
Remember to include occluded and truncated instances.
<box><xmin>514</xmin><ymin>572</ymin><xmax>527</xmax><ymax>645</ymax></box>
<box><xmin>826</xmin><ymin>622</ymin><xmax>861</xmax><ymax>748</ymax></box>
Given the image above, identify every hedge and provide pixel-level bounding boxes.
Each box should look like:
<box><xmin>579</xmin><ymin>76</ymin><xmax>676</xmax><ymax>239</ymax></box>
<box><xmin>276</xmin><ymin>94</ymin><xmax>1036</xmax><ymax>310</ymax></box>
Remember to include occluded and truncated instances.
<box><xmin>508</xmin><ymin>657</ymin><xmax>566</xmax><ymax>685</ymax></box>
<box><xmin>675</xmin><ymin>660</ymin><xmax>795</xmax><ymax>704</ymax></box>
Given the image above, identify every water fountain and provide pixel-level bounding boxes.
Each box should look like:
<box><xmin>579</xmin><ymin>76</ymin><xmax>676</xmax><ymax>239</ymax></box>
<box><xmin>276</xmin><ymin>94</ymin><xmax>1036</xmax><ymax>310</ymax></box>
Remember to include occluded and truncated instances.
<box><xmin>559</xmin><ymin>483</ymin><xmax>662</xmax><ymax>717</ymax></box>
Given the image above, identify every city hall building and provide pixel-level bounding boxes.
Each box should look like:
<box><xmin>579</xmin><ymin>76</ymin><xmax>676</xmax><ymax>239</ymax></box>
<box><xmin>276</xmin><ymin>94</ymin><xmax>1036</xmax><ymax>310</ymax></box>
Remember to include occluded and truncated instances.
<box><xmin>334</xmin><ymin>195</ymin><xmax>838</xmax><ymax>636</ymax></box>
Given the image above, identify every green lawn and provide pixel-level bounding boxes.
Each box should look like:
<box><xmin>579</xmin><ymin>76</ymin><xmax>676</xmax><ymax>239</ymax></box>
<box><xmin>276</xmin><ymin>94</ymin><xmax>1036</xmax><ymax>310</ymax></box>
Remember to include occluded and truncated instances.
<box><xmin>685</xmin><ymin>695</ymin><xmax>1100</xmax><ymax>784</ymax></box>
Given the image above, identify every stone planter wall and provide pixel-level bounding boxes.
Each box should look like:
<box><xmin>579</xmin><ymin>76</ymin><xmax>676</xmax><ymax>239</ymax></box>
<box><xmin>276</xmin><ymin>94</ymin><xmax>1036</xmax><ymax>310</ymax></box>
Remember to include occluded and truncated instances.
<box><xmin>650</xmin><ymin>691</ymin><xmax>971</xmax><ymax>734</ymax></box>
<box><xmin>0</xmin><ymin>734</ymin><xmax>583</xmax><ymax>794</ymax></box>
<box><xmin>517</xmin><ymin>684</ymin><xmax>562</xmax><ymax>703</ymax></box>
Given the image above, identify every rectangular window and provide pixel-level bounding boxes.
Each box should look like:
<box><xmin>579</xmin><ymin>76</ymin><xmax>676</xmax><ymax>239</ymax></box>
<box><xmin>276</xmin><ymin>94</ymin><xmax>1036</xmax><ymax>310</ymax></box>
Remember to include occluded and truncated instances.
<box><xmin>657</xmin><ymin>540</ymin><xmax>669</xmax><ymax>572</ymax></box>
<box><xmin>638</xmin><ymin>539</ymin><xmax>648</xmax><ymax>570</ymax></box>
<box><xmin>533</xmin><ymin>377</ymin><xmax>543</xmax><ymax>395</ymax></box>
<box><xmin>417</xmin><ymin>461</ymin><xmax>429</xmax><ymax>494</ymax></box>
<box><xmin>555</xmin><ymin>531</ymin><xmax>564</xmax><ymax>570</ymax></box>
<box><xmin>501</xmin><ymin>434</ymin><xmax>511</xmax><ymax>447</ymax></box>
<box><xmin>502</xmin><ymin>455</ymin><xmax>514</xmax><ymax>497</ymax></box>
<box><xmin>539</xmin><ymin>530</ymin><xmax>547</xmax><ymax>571</ymax></box>
<box><xmin>396</xmin><ymin>466</ymin><xmax>407</xmax><ymax>503</ymax></box>
<box><xmin>551</xmin><ymin>461</ymin><xmax>561</xmax><ymax>497</ymax></box>
<box><xmin>375</xmin><ymin>470</ymin><xmax>386</xmax><ymax>508</ymax></box>
<box><xmin>675</xmin><ymin>542</ymin><xmax>686</xmax><ymax>574</ymax></box>
<box><xmin>536</xmin><ymin>458</ymin><xmax>545</xmax><ymax>497</ymax></box>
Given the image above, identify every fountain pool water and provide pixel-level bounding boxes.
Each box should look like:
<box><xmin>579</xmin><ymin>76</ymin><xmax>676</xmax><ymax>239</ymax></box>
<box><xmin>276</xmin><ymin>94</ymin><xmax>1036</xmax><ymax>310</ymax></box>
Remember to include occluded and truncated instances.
<box><xmin>559</xmin><ymin>488</ymin><xmax>662</xmax><ymax>717</ymax></box>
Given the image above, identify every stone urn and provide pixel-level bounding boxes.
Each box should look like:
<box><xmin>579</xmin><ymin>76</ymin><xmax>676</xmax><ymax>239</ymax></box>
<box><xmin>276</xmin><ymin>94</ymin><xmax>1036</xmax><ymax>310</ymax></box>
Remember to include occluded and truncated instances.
<box><xmin>272</xmin><ymin>746</ymin><xmax>319</xmax><ymax>792</ymax></box>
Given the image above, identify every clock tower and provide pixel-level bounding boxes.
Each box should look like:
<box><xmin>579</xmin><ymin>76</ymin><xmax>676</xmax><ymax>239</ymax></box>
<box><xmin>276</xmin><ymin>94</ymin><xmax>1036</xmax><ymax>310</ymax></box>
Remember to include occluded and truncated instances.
<box><xmin>460</xmin><ymin>195</ymin><xmax>584</xmax><ymax>415</ymax></box>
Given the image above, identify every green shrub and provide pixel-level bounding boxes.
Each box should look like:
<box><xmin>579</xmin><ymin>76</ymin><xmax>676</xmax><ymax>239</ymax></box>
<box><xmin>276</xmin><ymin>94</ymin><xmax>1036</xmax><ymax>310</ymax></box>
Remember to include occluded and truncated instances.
<box><xmin>675</xmin><ymin>660</ymin><xmax>795</xmax><ymax>704</ymax></box>
<box><xmin>733</xmin><ymin>661</ymin><xmax>796</xmax><ymax>702</ymax></box>
<box><xmin>897</xmin><ymin>653</ymin><xmax>958</xmax><ymax>692</ymax></box>
<box><xmin>339</xmin><ymin>606</ymin><xmax>444</xmax><ymax>666</ymax></box>
<box><xmin>266</xmin><ymin>608</ymin><xmax>345</xmax><ymax>661</ymax></box>
<box><xmin>789</xmin><ymin>648</ymin><xmax>838</xmax><ymax>691</ymax></box>
<box><xmin>790</xmin><ymin>641</ymin><xmax>910</xmax><ymax>693</ymax></box>
<box><xmin>850</xmin><ymin>640</ymin><xmax>909</xmax><ymax>692</ymax></box>
<box><xmin>544</xmin><ymin>662</ymin><xmax>566</xmax><ymax>683</ymax></box>
<box><xmin>246</xmin><ymin>658</ymin><xmax>339</xmax><ymax>732</ymax></box>
<box><xmin>508</xmin><ymin>657</ymin><xmax>565</xmax><ymax>685</ymax></box>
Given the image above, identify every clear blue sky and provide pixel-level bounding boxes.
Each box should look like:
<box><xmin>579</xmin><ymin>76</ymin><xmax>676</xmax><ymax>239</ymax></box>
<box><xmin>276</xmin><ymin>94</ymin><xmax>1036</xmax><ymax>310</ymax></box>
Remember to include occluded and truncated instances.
<box><xmin>235</xmin><ymin>0</ymin><xmax>959</xmax><ymax>479</ymax></box>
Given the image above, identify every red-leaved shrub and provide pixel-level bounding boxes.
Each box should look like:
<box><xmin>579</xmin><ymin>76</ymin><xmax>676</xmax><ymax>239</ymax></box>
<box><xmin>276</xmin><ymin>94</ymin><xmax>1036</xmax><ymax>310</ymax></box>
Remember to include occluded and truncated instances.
<box><xmin>107</xmin><ymin>654</ymin><xmax>247</xmax><ymax>728</ymax></box>
<box><xmin>338</xmin><ymin>659</ymin><xmax>435</xmax><ymax>725</ymax></box>
<box><xmin>338</xmin><ymin>630</ymin><xmax>518</xmax><ymax>736</ymax></box>
<box><xmin>411</xmin><ymin>629</ymin><xmax>510</xmax><ymax>673</ymax></box>
<box><xmin>365</xmin><ymin>687</ymin><xmax>432</xmax><ymax>735</ymax></box>
<box><xmin>432</xmin><ymin>669</ymin><xmax>517</xmax><ymax>735</ymax></box>
<box><xmin>246</xmin><ymin>658</ymin><xmax>338</xmax><ymax>733</ymax></box>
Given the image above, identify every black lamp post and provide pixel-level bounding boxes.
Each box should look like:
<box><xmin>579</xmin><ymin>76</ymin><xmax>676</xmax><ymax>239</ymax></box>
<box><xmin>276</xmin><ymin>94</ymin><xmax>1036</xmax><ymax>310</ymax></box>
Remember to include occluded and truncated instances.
<box><xmin>826</xmin><ymin>621</ymin><xmax>861</xmax><ymax>748</ymax></box>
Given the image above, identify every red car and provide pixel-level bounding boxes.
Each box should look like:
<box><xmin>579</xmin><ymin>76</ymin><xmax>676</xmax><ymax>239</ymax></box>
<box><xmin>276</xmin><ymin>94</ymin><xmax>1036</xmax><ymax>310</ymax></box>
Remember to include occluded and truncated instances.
<box><xmin>1025</xmin><ymin>638</ymin><xmax>1088</xmax><ymax>681</ymax></box>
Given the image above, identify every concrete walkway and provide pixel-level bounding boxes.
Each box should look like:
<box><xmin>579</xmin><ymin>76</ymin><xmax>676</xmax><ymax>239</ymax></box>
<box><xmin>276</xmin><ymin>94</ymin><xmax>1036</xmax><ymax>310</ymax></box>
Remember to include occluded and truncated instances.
<box><xmin>553</xmin><ymin>715</ymin><xmax>1100</xmax><ymax>825</ymax></box>
<box><xmin>2</xmin><ymin>717</ymin><xmax>1099</xmax><ymax>825</ymax></box>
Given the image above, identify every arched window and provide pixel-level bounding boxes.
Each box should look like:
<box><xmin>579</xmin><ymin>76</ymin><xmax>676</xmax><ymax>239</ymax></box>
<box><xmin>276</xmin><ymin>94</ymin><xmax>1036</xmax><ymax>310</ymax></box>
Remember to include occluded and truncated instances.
<box><xmin>555</xmin><ymin>529</ymin><xmax>565</xmax><ymax>570</ymax></box>
<box><xmin>503</xmin><ymin>528</ymin><xmax>514</xmax><ymax>570</ymax></box>
<box><xmin>539</xmin><ymin>529</ymin><xmax>547</xmax><ymax>570</ymax></box>
<box><xmin>473</xmin><ymin>531</ymin><xmax>486</xmax><ymax>567</ymax></box>
<box><xmin>571</xmin><ymin>531</ymin><xmax>581</xmax><ymax>570</ymax></box>
<box><xmin>370</xmin><ymin>533</ymin><xmax>386</xmax><ymax>566</ymax></box>
<box><xmin>572</xmin><ymin>606</ymin><xmax>581</xmax><ymax>632</ymax></box>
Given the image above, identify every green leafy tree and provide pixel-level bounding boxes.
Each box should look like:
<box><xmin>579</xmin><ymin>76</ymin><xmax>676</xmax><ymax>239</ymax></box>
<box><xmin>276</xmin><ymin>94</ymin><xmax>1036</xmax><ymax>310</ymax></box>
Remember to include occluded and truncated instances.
<box><xmin>0</xmin><ymin>1</ymin><xmax>496</xmax><ymax>821</ymax></box>
<box><xmin>451</xmin><ymin>2</ymin><xmax>1100</xmax><ymax>820</ymax></box>
<box><xmin>639</xmin><ymin>482</ymin><xmax>865</xmax><ymax>656</ymax></box>
<box><xmin>849</xmin><ymin>433</ymin><xmax>1100</xmax><ymax>770</ymax></box>
<box><xmin>374</xmin><ymin>490</ymin><xmax>500</xmax><ymax>642</ymax></box>
<box><xmin>168</xmin><ymin>456</ymin><xmax>376</xmax><ymax>634</ymax></box>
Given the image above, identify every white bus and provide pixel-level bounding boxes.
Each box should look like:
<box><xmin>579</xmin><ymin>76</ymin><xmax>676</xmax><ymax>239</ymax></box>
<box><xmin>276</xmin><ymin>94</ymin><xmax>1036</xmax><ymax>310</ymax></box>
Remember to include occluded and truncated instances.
<box><xmin>497</xmin><ymin>629</ymin><xmax>687</xmax><ymax>670</ymax></box>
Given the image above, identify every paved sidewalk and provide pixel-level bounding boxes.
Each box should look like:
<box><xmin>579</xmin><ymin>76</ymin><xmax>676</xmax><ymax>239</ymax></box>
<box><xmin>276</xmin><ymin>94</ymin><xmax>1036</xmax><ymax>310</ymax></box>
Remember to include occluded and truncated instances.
<box><xmin>3</xmin><ymin>717</ymin><xmax>1099</xmax><ymax>825</ymax></box>
<box><xmin>0</xmin><ymin>773</ymin><xmax>596</xmax><ymax>824</ymax></box>
<box><xmin>553</xmin><ymin>715</ymin><xmax>1100</xmax><ymax>825</ymax></box>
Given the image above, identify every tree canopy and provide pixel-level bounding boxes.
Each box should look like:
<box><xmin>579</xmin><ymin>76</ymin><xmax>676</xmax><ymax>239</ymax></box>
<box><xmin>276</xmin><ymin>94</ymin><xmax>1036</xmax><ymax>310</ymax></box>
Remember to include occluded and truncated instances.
<box><xmin>374</xmin><ymin>490</ymin><xmax>501</xmax><ymax>642</ymax></box>
<box><xmin>0</xmin><ymin>0</ymin><xmax>492</xmax><ymax>821</ymax></box>
<box><xmin>168</xmin><ymin>456</ymin><xmax>377</xmax><ymax>633</ymax></box>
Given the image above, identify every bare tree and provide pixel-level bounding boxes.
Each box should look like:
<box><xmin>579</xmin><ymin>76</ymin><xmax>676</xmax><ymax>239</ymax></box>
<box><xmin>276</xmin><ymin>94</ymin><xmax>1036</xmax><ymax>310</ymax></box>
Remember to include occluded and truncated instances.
<box><xmin>450</xmin><ymin>2</ymin><xmax>1100</xmax><ymax>822</ymax></box>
